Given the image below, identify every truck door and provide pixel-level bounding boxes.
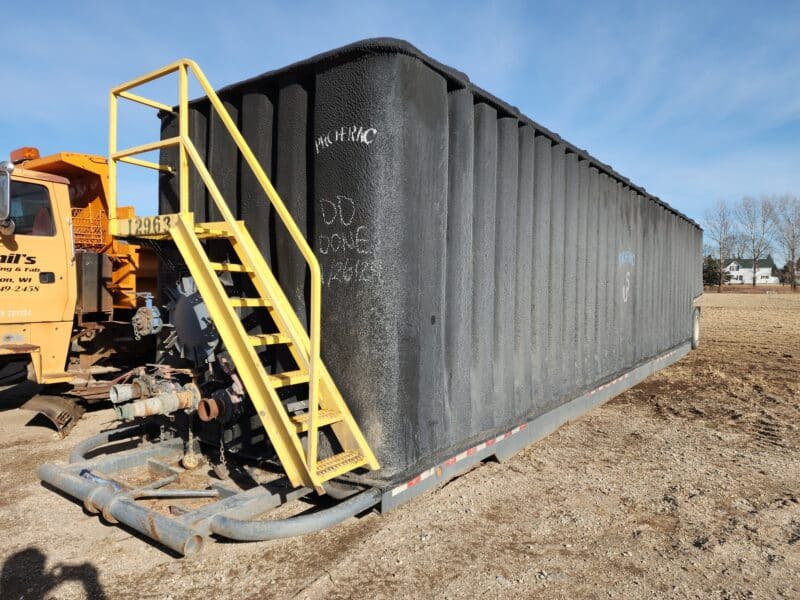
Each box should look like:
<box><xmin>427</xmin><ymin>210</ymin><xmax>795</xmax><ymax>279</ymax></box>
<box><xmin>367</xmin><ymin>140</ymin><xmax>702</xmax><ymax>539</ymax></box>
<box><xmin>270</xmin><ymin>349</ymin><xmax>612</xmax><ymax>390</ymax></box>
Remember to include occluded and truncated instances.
<box><xmin>0</xmin><ymin>175</ymin><xmax>75</xmax><ymax>327</ymax></box>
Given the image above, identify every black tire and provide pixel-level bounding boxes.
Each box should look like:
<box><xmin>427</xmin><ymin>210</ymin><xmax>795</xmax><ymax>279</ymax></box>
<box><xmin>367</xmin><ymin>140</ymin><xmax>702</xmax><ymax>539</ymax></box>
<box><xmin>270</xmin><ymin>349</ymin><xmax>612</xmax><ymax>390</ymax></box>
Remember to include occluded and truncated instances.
<box><xmin>691</xmin><ymin>307</ymin><xmax>701</xmax><ymax>349</ymax></box>
<box><xmin>0</xmin><ymin>358</ymin><xmax>28</xmax><ymax>386</ymax></box>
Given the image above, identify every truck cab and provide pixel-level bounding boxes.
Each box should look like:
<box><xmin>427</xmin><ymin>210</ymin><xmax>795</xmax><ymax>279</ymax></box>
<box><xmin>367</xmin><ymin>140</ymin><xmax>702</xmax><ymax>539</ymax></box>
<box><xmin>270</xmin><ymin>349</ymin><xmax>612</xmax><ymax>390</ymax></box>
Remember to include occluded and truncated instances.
<box><xmin>0</xmin><ymin>159</ymin><xmax>76</xmax><ymax>383</ymax></box>
<box><xmin>0</xmin><ymin>149</ymin><xmax>157</xmax><ymax>387</ymax></box>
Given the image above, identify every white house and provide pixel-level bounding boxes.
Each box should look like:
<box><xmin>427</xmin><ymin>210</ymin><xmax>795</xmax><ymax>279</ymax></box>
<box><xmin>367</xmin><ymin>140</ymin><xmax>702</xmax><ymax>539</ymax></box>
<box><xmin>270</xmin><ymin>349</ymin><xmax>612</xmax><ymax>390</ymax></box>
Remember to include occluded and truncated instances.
<box><xmin>724</xmin><ymin>256</ymin><xmax>779</xmax><ymax>285</ymax></box>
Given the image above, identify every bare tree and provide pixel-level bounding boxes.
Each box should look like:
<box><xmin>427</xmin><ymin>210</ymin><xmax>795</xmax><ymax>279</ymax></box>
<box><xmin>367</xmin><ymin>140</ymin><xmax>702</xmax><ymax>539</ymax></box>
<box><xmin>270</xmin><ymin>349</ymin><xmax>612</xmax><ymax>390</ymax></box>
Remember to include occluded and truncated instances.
<box><xmin>772</xmin><ymin>195</ymin><xmax>800</xmax><ymax>292</ymax></box>
<box><xmin>735</xmin><ymin>196</ymin><xmax>776</xmax><ymax>287</ymax></box>
<box><xmin>703</xmin><ymin>199</ymin><xmax>737</xmax><ymax>292</ymax></box>
<box><xmin>730</xmin><ymin>232</ymin><xmax>748</xmax><ymax>261</ymax></box>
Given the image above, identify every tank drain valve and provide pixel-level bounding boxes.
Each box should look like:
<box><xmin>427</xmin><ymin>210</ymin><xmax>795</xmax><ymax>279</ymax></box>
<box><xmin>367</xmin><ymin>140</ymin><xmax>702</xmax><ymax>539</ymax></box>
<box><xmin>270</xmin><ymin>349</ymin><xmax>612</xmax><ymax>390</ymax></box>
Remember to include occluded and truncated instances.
<box><xmin>197</xmin><ymin>379</ymin><xmax>244</xmax><ymax>425</ymax></box>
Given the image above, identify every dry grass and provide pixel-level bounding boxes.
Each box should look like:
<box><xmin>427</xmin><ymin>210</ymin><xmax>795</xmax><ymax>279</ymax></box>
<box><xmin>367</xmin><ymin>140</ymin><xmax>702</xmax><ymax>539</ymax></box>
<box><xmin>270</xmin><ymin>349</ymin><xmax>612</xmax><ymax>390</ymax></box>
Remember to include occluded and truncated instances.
<box><xmin>704</xmin><ymin>284</ymin><xmax>798</xmax><ymax>294</ymax></box>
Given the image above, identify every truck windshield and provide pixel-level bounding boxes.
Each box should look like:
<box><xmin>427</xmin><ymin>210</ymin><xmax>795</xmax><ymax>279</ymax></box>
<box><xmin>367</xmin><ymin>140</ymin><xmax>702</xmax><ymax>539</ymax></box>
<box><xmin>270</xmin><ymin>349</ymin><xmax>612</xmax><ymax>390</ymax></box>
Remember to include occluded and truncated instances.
<box><xmin>9</xmin><ymin>181</ymin><xmax>54</xmax><ymax>236</ymax></box>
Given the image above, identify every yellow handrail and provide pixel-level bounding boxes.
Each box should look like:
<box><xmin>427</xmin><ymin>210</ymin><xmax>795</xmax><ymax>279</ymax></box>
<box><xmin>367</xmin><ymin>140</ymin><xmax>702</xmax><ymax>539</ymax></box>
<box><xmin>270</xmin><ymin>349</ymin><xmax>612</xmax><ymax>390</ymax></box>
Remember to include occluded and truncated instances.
<box><xmin>108</xmin><ymin>59</ymin><xmax>323</xmax><ymax>475</ymax></box>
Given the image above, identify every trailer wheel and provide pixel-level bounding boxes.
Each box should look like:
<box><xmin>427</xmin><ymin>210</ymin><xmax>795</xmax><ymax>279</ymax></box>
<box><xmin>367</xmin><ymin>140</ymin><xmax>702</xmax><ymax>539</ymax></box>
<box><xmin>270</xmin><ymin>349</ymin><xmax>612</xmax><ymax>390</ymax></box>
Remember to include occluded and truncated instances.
<box><xmin>691</xmin><ymin>307</ymin><xmax>701</xmax><ymax>349</ymax></box>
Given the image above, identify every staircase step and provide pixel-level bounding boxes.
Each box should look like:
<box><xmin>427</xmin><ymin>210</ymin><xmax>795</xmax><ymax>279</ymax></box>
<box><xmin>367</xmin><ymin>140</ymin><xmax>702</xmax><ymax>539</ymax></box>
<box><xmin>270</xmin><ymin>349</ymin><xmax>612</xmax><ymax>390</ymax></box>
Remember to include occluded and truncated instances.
<box><xmin>229</xmin><ymin>297</ymin><xmax>271</xmax><ymax>308</ymax></box>
<box><xmin>249</xmin><ymin>333</ymin><xmax>291</xmax><ymax>346</ymax></box>
<box><xmin>316</xmin><ymin>450</ymin><xmax>367</xmax><ymax>479</ymax></box>
<box><xmin>210</xmin><ymin>262</ymin><xmax>251</xmax><ymax>273</ymax></box>
<box><xmin>267</xmin><ymin>370</ymin><xmax>309</xmax><ymax>387</ymax></box>
<box><xmin>290</xmin><ymin>408</ymin><xmax>343</xmax><ymax>433</ymax></box>
<box><xmin>194</xmin><ymin>226</ymin><xmax>233</xmax><ymax>239</ymax></box>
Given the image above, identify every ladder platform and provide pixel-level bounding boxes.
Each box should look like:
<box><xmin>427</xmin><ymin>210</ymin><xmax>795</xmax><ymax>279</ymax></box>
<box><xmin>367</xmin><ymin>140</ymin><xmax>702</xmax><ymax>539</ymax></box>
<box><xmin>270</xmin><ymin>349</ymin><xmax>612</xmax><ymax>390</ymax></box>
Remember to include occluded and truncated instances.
<box><xmin>249</xmin><ymin>333</ymin><xmax>291</xmax><ymax>346</ymax></box>
<box><xmin>316</xmin><ymin>451</ymin><xmax>367</xmax><ymax>480</ymax></box>
<box><xmin>268</xmin><ymin>370</ymin><xmax>309</xmax><ymax>387</ymax></box>
<box><xmin>210</xmin><ymin>262</ymin><xmax>251</xmax><ymax>273</ymax></box>
<box><xmin>291</xmin><ymin>408</ymin><xmax>343</xmax><ymax>432</ymax></box>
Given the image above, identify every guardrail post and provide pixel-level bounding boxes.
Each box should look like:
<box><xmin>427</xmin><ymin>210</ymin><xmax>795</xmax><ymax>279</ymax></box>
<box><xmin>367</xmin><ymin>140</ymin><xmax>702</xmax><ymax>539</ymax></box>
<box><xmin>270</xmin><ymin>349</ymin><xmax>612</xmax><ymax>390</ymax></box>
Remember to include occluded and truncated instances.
<box><xmin>108</xmin><ymin>90</ymin><xmax>118</xmax><ymax>221</ymax></box>
<box><xmin>179</xmin><ymin>64</ymin><xmax>189</xmax><ymax>215</ymax></box>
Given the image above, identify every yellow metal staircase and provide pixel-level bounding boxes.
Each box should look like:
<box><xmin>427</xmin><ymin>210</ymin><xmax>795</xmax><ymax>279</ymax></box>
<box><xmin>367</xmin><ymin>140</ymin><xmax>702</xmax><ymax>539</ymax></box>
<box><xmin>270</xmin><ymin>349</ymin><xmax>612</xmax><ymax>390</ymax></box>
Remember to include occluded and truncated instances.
<box><xmin>105</xmin><ymin>59</ymin><xmax>379</xmax><ymax>493</ymax></box>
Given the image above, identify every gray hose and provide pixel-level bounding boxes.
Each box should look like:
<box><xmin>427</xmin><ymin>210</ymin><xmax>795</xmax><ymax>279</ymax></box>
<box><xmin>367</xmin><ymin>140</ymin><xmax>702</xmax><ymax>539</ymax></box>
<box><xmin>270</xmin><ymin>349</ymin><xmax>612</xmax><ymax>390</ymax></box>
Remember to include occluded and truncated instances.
<box><xmin>323</xmin><ymin>479</ymin><xmax>364</xmax><ymax>500</ymax></box>
<box><xmin>69</xmin><ymin>424</ymin><xmax>144</xmax><ymax>463</ymax></box>
<box><xmin>209</xmin><ymin>487</ymin><xmax>381</xmax><ymax>541</ymax></box>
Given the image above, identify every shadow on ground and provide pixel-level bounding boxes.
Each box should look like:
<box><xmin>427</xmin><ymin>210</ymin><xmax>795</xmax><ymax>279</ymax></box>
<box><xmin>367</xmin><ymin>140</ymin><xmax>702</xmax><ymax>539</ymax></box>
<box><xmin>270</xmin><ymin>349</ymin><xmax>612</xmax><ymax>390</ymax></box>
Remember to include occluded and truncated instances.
<box><xmin>0</xmin><ymin>547</ymin><xmax>106</xmax><ymax>599</ymax></box>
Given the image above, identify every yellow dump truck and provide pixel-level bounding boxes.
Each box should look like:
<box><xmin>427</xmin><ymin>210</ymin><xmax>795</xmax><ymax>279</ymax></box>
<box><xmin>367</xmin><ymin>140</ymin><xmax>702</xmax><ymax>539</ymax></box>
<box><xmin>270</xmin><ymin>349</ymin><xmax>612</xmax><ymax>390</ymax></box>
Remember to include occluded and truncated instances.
<box><xmin>0</xmin><ymin>148</ymin><xmax>157</xmax><ymax>435</ymax></box>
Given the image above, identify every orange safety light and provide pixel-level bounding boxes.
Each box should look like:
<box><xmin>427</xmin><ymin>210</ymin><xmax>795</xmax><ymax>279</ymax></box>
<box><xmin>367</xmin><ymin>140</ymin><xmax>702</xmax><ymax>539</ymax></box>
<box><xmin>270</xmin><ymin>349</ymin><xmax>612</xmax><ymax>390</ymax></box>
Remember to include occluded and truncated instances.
<box><xmin>10</xmin><ymin>147</ymin><xmax>41</xmax><ymax>163</ymax></box>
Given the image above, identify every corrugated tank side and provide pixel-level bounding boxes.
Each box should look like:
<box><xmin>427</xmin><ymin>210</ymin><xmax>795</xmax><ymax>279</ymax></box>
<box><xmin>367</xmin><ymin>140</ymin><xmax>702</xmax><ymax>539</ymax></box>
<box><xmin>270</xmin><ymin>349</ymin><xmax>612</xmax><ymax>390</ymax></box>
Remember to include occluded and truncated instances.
<box><xmin>158</xmin><ymin>39</ymin><xmax>703</xmax><ymax>485</ymax></box>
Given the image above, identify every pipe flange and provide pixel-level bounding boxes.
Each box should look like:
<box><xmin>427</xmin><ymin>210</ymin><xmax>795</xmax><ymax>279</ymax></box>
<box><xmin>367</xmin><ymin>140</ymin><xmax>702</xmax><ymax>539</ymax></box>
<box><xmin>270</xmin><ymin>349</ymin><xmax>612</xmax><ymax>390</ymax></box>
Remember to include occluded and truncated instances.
<box><xmin>83</xmin><ymin>494</ymin><xmax>100</xmax><ymax>515</ymax></box>
<box><xmin>101</xmin><ymin>505</ymin><xmax>119</xmax><ymax>525</ymax></box>
<box><xmin>99</xmin><ymin>492</ymin><xmax>126</xmax><ymax>524</ymax></box>
<box><xmin>197</xmin><ymin>397</ymin><xmax>220</xmax><ymax>422</ymax></box>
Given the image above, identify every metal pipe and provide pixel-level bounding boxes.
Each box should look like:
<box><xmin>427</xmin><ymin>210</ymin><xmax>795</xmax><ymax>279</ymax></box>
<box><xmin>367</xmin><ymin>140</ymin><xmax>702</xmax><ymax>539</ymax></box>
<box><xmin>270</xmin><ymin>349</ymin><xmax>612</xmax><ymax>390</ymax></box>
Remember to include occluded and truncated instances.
<box><xmin>69</xmin><ymin>424</ymin><xmax>143</xmax><ymax>464</ymax></box>
<box><xmin>109</xmin><ymin>383</ymin><xmax>142</xmax><ymax>404</ymax></box>
<box><xmin>117</xmin><ymin>90</ymin><xmax>174</xmax><ymax>113</ymax></box>
<box><xmin>131</xmin><ymin>489</ymin><xmax>219</xmax><ymax>500</ymax></box>
<box><xmin>209</xmin><ymin>487</ymin><xmax>380</xmax><ymax>541</ymax></box>
<box><xmin>111</xmin><ymin>136</ymin><xmax>181</xmax><ymax>160</ymax></box>
<box><xmin>176</xmin><ymin>485</ymin><xmax>312</xmax><ymax>535</ymax></box>
<box><xmin>39</xmin><ymin>463</ymin><xmax>204</xmax><ymax>556</ymax></box>
<box><xmin>115</xmin><ymin>389</ymin><xmax>197</xmax><ymax>420</ymax></box>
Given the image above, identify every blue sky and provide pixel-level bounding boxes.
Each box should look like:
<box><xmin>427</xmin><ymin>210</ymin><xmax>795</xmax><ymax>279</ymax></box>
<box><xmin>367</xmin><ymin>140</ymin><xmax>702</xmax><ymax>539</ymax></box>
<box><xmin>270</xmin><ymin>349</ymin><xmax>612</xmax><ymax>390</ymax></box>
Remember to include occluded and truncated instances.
<box><xmin>2</xmin><ymin>0</ymin><xmax>798</xmax><ymax>226</ymax></box>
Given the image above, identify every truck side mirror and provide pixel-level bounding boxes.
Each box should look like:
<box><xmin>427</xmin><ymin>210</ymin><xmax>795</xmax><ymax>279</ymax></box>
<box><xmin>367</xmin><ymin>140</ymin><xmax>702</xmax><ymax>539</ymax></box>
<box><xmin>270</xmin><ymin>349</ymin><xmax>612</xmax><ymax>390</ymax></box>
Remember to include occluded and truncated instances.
<box><xmin>0</xmin><ymin>160</ymin><xmax>13</xmax><ymax>222</ymax></box>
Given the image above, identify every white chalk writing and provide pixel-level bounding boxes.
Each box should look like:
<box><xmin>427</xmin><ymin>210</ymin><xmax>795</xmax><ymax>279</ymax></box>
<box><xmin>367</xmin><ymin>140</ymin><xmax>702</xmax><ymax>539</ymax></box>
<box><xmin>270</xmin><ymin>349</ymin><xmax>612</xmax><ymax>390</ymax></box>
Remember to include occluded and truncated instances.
<box><xmin>318</xmin><ymin>226</ymin><xmax>371</xmax><ymax>256</ymax></box>
<box><xmin>318</xmin><ymin>195</ymin><xmax>381</xmax><ymax>287</ymax></box>
<box><xmin>322</xmin><ymin>257</ymin><xmax>381</xmax><ymax>286</ymax></box>
<box><xmin>315</xmin><ymin>125</ymin><xmax>378</xmax><ymax>154</ymax></box>
<box><xmin>320</xmin><ymin>196</ymin><xmax>355</xmax><ymax>227</ymax></box>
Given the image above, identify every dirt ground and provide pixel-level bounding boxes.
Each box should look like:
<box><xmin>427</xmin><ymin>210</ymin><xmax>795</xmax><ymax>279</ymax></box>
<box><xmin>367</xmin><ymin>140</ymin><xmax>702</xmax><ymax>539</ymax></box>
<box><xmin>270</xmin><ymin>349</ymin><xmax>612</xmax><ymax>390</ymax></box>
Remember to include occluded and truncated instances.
<box><xmin>0</xmin><ymin>293</ymin><xmax>798</xmax><ymax>599</ymax></box>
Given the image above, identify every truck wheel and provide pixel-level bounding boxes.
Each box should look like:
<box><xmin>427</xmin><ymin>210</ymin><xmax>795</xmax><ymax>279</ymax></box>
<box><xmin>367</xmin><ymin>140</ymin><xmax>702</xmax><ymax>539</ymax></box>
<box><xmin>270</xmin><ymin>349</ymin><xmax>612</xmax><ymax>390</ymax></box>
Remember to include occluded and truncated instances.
<box><xmin>0</xmin><ymin>358</ymin><xmax>28</xmax><ymax>386</ymax></box>
<box><xmin>691</xmin><ymin>307</ymin><xmax>701</xmax><ymax>349</ymax></box>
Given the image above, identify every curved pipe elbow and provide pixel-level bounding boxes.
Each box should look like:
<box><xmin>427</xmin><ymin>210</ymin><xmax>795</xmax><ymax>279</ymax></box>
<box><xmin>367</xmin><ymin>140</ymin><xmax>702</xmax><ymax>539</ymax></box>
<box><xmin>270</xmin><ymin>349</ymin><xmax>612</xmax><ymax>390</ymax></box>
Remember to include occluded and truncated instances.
<box><xmin>69</xmin><ymin>424</ymin><xmax>144</xmax><ymax>464</ymax></box>
<box><xmin>209</xmin><ymin>487</ymin><xmax>381</xmax><ymax>541</ymax></box>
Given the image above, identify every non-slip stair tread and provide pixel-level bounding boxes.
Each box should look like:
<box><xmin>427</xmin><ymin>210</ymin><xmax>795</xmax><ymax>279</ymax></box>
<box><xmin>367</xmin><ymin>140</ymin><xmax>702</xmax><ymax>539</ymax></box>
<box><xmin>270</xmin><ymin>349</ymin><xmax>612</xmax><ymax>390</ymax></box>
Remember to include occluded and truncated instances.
<box><xmin>316</xmin><ymin>451</ymin><xmax>367</xmax><ymax>478</ymax></box>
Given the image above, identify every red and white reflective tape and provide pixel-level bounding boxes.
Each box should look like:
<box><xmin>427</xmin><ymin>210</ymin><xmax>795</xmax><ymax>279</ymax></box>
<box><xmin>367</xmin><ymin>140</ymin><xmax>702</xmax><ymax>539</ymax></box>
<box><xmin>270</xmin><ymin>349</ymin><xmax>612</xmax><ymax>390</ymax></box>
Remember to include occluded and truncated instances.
<box><xmin>588</xmin><ymin>372</ymin><xmax>629</xmax><ymax>396</ymax></box>
<box><xmin>390</xmin><ymin>424</ymin><xmax>527</xmax><ymax>497</ymax></box>
<box><xmin>389</xmin><ymin>347</ymin><xmax>682</xmax><ymax>498</ymax></box>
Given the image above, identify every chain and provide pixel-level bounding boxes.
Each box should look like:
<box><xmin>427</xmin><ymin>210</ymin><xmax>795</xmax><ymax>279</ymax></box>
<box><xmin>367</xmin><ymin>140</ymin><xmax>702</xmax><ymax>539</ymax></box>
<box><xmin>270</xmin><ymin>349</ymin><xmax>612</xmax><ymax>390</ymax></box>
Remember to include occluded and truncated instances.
<box><xmin>218</xmin><ymin>429</ymin><xmax>228</xmax><ymax>472</ymax></box>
